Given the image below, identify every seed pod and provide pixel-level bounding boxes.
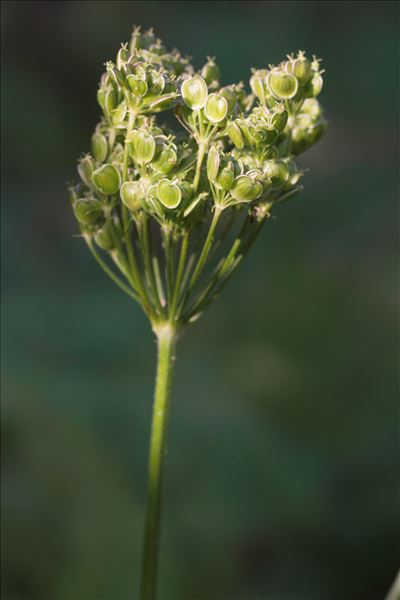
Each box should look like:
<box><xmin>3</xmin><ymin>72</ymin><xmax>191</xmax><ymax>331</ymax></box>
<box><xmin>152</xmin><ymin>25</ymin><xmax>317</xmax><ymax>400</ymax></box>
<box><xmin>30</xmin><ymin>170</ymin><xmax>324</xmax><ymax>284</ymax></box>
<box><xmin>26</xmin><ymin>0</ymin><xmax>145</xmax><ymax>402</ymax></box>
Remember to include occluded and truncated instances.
<box><xmin>74</xmin><ymin>198</ymin><xmax>102</xmax><ymax>225</ymax></box>
<box><xmin>217</xmin><ymin>164</ymin><xmax>235</xmax><ymax>190</ymax></box>
<box><xmin>204</xmin><ymin>93</ymin><xmax>228</xmax><ymax>123</ymax></box>
<box><xmin>146</xmin><ymin>70</ymin><xmax>165</xmax><ymax>98</ymax></box>
<box><xmin>286</xmin><ymin>54</ymin><xmax>312</xmax><ymax>85</ymax></box>
<box><xmin>263</xmin><ymin>160</ymin><xmax>290</xmax><ymax>190</ymax></box>
<box><xmin>112</xmin><ymin>101</ymin><xmax>127</xmax><ymax>126</ymax></box>
<box><xmin>271</xmin><ymin>110</ymin><xmax>288</xmax><ymax>133</ymax></box>
<box><xmin>301</xmin><ymin>98</ymin><xmax>322</xmax><ymax>118</ymax></box>
<box><xmin>120</xmin><ymin>181</ymin><xmax>144</xmax><ymax>211</ymax></box>
<box><xmin>97</xmin><ymin>88</ymin><xmax>106</xmax><ymax>110</ymax></box>
<box><xmin>157</xmin><ymin>179</ymin><xmax>182</xmax><ymax>209</ymax></box>
<box><xmin>116</xmin><ymin>45</ymin><xmax>130</xmax><ymax>70</ymax></box>
<box><xmin>127</xmin><ymin>75</ymin><xmax>148</xmax><ymax>97</ymax></box>
<box><xmin>78</xmin><ymin>155</ymin><xmax>95</xmax><ymax>187</ymax></box>
<box><xmin>226</xmin><ymin>121</ymin><xmax>243</xmax><ymax>149</ymax></box>
<box><xmin>92</xmin><ymin>164</ymin><xmax>121</xmax><ymax>195</ymax></box>
<box><xmin>231</xmin><ymin>175</ymin><xmax>263</xmax><ymax>203</ymax></box>
<box><xmin>152</xmin><ymin>145</ymin><xmax>177</xmax><ymax>174</ymax></box>
<box><xmin>249</xmin><ymin>125</ymin><xmax>277</xmax><ymax>146</ymax></box>
<box><xmin>148</xmin><ymin>93</ymin><xmax>178</xmax><ymax>112</ymax></box>
<box><xmin>130</xmin><ymin>130</ymin><xmax>156</xmax><ymax>163</ymax></box>
<box><xmin>219</xmin><ymin>86</ymin><xmax>237</xmax><ymax>115</ymax></box>
<box><xmin>303</xmin><ymin>73</ymin><xmax>323</xmax><ymax>98</ymax></box>
<box><xmin>207</xmin><ymin>146</ymin><xmax>220</xmax><ymax>182</ymax></box>
<box><xmin>201</xmin><ymin>58</ymin><xmax>220</xmax><ymax>85</ymax></box>
<box><xmin>181</xmin><ymin>76</ymin><xmax>208</xmax><ymax>110</ymax></box>
<box><xmin>91</xmin><ymin>132</ymin><xmax>108</xmax><ymax>163</ymax></box>
<box><xmin>250</xmin><ymin>73</ymin><xmax>266</xmax><ymax>103</ymax></box>
<box><xmin>94</xmin><ymin>221</ymin><xmax>115</xmax><ymax>250</ymax></box>
<box><xmin>267</xmin><ymin>71</ymin><xmax>298</xmax><ymax>99</ymax></box>
<box><xmin>104</xmin><ymin>89</ymin><xmax>117</xmax><ymax>118</ymax></box>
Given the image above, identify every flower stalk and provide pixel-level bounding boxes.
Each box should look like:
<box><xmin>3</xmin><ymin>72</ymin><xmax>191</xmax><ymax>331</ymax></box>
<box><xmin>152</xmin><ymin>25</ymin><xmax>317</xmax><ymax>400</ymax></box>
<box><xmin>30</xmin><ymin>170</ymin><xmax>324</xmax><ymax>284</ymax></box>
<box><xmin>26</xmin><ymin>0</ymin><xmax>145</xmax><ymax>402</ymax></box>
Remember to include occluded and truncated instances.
<box><xmin>140</xmin><ymin>323</ymin><xmax>177</xmax><ymax>600</ymax></box>
<box><xmin>69</xmin><ymin>27</ymin><xmax>327</xmax><ymax>599</ymax></box>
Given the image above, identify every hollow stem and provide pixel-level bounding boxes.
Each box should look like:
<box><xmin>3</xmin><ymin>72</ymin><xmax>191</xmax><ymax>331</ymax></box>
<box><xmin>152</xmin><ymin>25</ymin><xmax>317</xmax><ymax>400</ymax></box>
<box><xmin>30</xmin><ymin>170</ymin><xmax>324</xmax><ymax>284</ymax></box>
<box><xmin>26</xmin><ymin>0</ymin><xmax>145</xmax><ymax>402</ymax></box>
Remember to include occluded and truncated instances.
<box><xmin>140</xmin><ymin>323</ymin><xmax>177</xmax><ymax>600</ymax></box>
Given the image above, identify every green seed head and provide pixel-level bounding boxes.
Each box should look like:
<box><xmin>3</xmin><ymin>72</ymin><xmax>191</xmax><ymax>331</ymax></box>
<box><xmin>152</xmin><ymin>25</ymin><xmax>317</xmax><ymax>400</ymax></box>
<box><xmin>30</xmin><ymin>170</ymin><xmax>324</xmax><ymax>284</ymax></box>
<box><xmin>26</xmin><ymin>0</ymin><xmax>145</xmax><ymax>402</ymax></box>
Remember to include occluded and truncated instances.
<box><xmin>91</xmin><ymin>132</ymin><xmax>108</xmax><ymax>163</ymax></box>
<box><xmin>94</xmin><ymin>221</ymin><xmax>116</xmax><ymax>250</ymax></box>
<box><xmin>74</xmin><ymin>198</ymin><xmax>103</xmax><ymax>225</ymax></box>
<box><xmin>92</xmin><ymin>164</ymin><xmax>121</xmax><ymax>195</ymax></box>
<box><xmin>204</xmin><ymin>93</ymin><xmax>228</xmax><ymax>123</ymax></box>
<box><xmin>130</xmin><ymin>130</ymin><xmax>156</xmax><ymax>163</ymax></box>
<box><xmin>267</xmin><ymin>70</ymin><xmax>299</xmax><ymax>99</ymax></box>
<box><xmin>78</xmin><ymin>155</ymin><xmax>95</xmax><ymax>188</ymax></box>
<box><xmin>120</xmin><ymin>181</ymin><xmax>144</xmax><ymax>211</ymax></box>
<box><xmin>227</xmin><ymin>121</ymin><xmax>244</xmax><ymax>149</ymax></box>
<box><xmin>207</xmin><ymin>145</ymin><xmax>220</xmax><ymax>182</ymax></box>
<box><xmin>157</xmin><ymin>179</ymin><xmax>182</xmax><ymax>209</ymax></box>
<box><xmin>201</xmin><ymin>57</ymin><xmax>220</xmax><ymax>85</ymax></box>
<box><xmin>181</xmin><ymin>76</ymin><xmax>208</xmax><ymax>110</ymax></box>
<box><xmin>231</xmin><ymin>175</ymin><xmax>263</xmax><ymax>203</ymax></box>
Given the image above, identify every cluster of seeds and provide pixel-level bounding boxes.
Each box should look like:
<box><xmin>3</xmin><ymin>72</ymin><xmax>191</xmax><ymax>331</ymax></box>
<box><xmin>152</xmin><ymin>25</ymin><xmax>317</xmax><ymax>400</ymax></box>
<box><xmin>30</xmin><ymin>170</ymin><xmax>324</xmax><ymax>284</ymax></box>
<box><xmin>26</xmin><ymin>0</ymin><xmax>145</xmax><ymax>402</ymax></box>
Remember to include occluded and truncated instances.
<box><xmin>70</xmin><ymin>27</ymin><xmax>326</xmax><ymax>327</ymax></box>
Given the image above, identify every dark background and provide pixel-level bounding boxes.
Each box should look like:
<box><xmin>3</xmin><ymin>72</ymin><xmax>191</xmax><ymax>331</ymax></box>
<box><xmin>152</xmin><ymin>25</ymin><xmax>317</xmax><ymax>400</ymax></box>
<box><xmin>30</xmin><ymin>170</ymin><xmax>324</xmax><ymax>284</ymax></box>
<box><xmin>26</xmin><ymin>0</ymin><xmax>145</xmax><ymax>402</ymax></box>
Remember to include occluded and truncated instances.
<box><xmin>2</xmin><ymin>1</ymin><xmax>399</xmax><ymax>599</ymax></box>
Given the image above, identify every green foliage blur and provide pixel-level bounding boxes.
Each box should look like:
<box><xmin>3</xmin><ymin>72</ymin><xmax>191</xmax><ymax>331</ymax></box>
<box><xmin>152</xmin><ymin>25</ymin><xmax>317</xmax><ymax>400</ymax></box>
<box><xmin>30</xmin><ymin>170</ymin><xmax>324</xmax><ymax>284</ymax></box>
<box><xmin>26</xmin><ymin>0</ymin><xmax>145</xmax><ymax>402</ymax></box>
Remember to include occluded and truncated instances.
<box><xmin>1</xmin><ymin>1</ymin><xmax>399</xmax><ymax>599</ymax></box>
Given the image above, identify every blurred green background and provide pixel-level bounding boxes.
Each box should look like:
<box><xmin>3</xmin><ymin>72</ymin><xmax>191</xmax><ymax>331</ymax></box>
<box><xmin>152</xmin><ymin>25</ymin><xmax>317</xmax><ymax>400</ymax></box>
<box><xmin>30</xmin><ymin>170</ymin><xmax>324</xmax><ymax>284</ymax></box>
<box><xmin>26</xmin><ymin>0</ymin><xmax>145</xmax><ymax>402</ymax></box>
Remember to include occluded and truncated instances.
<box><xmin>1</xmin><ymin>1</ymin><xmax>399</xmax><ymax>599</ymax></box>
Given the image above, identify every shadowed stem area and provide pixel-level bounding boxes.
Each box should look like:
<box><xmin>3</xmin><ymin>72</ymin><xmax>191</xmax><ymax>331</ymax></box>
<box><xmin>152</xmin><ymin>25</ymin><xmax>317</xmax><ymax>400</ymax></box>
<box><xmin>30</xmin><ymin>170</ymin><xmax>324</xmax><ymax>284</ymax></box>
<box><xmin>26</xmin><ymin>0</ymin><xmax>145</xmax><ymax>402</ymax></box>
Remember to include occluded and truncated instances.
<box><xmin>140</xmin><ymin>323</ymin><xmax>177</xmax><ymax>600</ymax></box>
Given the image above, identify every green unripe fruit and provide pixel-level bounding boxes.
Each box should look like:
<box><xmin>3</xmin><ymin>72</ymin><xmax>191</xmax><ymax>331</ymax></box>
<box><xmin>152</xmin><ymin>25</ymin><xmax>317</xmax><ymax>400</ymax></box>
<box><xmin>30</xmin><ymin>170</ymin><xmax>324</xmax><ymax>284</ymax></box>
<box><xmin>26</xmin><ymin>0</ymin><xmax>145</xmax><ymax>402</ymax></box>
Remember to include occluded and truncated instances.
<box><xmin>157</xmin><ymin>179</ymin><xmax>182</xmax><ymax>209</ymax></box>
<box><xmin>91</xmin><ymin>132</ymin><xmax>108</xmax><ymax>163</ymax></box>
<box><xmin>78</xmin><ymin>155</ymin><xmax>95</xmax><ymax>187</ymax></box>
<box><xmin>94</xmin><ymin>221</ymin><xmax>115</xmax><ymax>250</ymax></box>
<box><xmin>250</xmin><ymin>73</ymin><xmax>266</xmax><ymax>103</ymax></box>
<box><xmin>219</xmin><ymin>86</ymin><xmax>237</xmax><ymax>115</ymax></box>
<box><xmin>146</xmin><ymin>70</ymin><xmax>165</xmax><ymax>97</ymax></box>
<box><xmin>130</xmin><ymin>130</ymin><xmax>156</xmax><ymax>163</ymax></box>
<box><xmin>204</xmin><ymin>93</ymin><xmax>228</xmax><ymax>123</ymax></box>
<box><xmin>148</xmin><ymin>93</ymin><xmax>178</xmax><ymax>112</ymax></box>
<box><xmin>227</xmin><ymin>121</ymin><xmax>244</xmax><ymax>149</ymax></box>
<box><xmin>74</xmin><ymin>198</ymin><xmax>102</xmax><ymax>225</ymax></box>
<box><xmin>152</xmin><ymin>145</ymin><xmax>177</xmax><ymax>174</ymax></box>
<box><xmin>120</xmin><ymin>181</ymin><xmax>144</xmax><ymax>211</ymax></box>
<box><xmin>264</xmin><ymin>160</ymin><xmax>290</xmax><ymax>190</ymax></box>
<box><xmin>271</xmin><ymin>110</ymin><xmax>288</xmax><ymax>133</ymax></box>
<box><xmin>286</xmin><ymin>56</ymin><xmax>312</xmax><ymax>85</ymax></box>
<box><xmin>217</xmin><ymin>165</ymin><xmax>235</xmax><ymax>191</ymax></box>
<box><xmin>304</xmin><ymin>73</ymin><xmax>323</xmax><ymax>98</ymax></box>
<box><xmin>112</xmin><ymin>101</ymin><xmax>127</xmax><ymax>126</ymax></box>
<box><xmin>201</xmin><ymin>58</ymin><xmax>220</xmax><ymax>85</ymax></box>
<box><xmin>231</xmin><ymin>175</ymin><xmax>263</xmax><ymax>203</ymax></box>
<box><xmin>181</xmin><ymin>76</ymin><xmax>208</xmax><ymax>110</ymax></box>
<box><xmin>207</xmin><ymin>146</ymin><xmax>220</xmax><ymax>182</ymax></box>
<box><xmin>127</xmin><ymin>75</ymin><xmax>148</xmax><ymax>97</ymax></box>
<box><xmin>104</xmin><ymin>89</ymin><xmax>117</xmax><ymax>118</ymax></box>
<box><xmin>267</xmin><ymin>71</ymin><xmax>299</xmax><ymax>99</ymax></box>
<box><xmin>92</xmin><ymin>164</ymin><xmax>121</xmax><ymax>195</ymax></box>
<box><xmin>249</xmin><ymin>125</ymin><xmax>277</xmax><ymax>146</ymax></box>
<box><xmin>301</xmin><ymin>98</ymin><xmax>322</xmax><ymax>118</ymax></box>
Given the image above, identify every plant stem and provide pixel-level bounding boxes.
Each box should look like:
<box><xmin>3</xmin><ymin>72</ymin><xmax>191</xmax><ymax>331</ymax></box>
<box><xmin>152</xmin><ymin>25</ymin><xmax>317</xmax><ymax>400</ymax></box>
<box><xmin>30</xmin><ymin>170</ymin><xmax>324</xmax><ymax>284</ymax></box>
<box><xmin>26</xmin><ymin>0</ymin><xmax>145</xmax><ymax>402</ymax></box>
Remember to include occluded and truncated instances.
<box><xmin>193</xmin><ymin>141</ymin><xmax>207</xmax><ymax>192</ymax></box>
<box><xmin>140</xmin><ymin>323</ymin><xmax>177</xmax><ymax>600</ymax></box>
<box><xmin>84</xmin><ymin>236</ymin><xmax>139</xmax><ymax>301</ymax></box>
<box><xmin>188</xmin><ymin>207</ymin><xmax>221</xmax><ymax>292</ymax></box>
<box><xmin>169</xmin><ymin>231</ymin><xmax>189</xmax><ymax>321</ymax></box>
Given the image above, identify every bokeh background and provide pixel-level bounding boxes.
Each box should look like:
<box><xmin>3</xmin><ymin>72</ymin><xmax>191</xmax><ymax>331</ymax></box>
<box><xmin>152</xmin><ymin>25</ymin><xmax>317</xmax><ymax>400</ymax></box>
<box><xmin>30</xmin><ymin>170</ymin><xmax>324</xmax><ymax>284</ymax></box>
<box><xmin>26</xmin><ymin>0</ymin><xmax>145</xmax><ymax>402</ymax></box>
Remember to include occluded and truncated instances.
<box><xmin>2</xmin><ymin>1</ymin><xmax>399</xmax><ymax>599</ymax></box>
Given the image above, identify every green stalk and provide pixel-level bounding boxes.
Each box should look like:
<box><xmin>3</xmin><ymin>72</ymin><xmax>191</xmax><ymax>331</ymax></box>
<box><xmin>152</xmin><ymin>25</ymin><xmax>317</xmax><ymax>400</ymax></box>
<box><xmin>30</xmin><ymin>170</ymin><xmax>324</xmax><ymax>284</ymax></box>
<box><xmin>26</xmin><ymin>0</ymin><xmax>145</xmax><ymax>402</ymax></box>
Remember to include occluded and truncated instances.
<box><xmin>84</xmin><ymin>236</ymin><xmax>139</xmax><ymax>301</ymax></box>
<box><xmin>140</xmin><ymin>323</ymin><xmax>177</xmax><ymax>600</ymax></box>
<box><xmin>193</xmin><ymin>141</ymin><xmax>207</xmax><ymax>192</ymax></box>
<box><xmin>188</xmin><ymin>207</ymin><xmax>222</xmax><ymax>292</ymax></box>
<box><xmin>169</xmin><ymin>231</ymin><xmax>189</xmax><ymax>321</ymax></box>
